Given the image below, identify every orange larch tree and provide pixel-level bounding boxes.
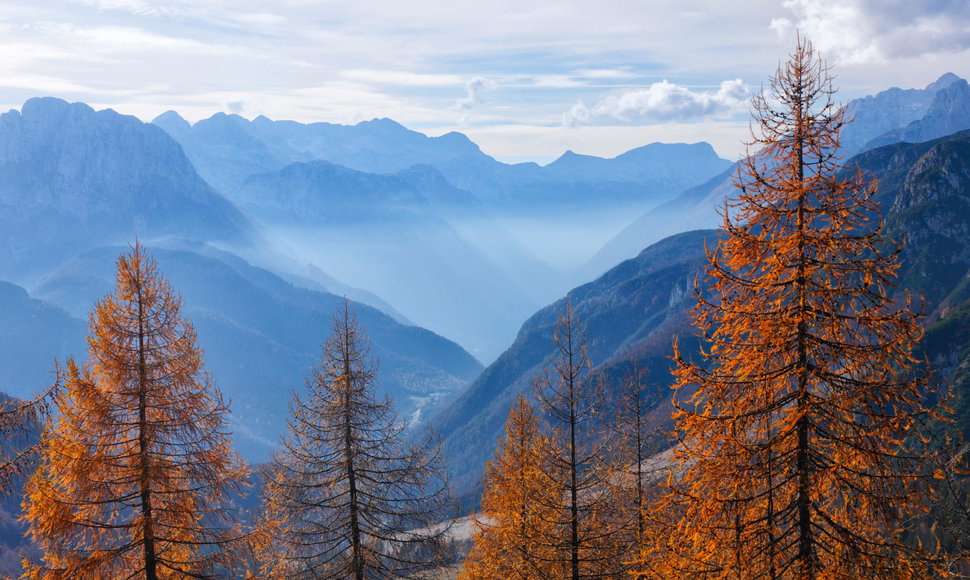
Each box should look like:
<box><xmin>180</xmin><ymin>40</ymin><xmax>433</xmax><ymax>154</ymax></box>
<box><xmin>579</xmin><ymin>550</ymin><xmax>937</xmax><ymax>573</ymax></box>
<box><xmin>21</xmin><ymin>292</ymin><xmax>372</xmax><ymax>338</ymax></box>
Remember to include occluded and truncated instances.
<box><xmin>461</xmin><ymin>395</ymin><xmax>566</xmax><ymax>580</ymax></box>
<box><xmin>22</xmin><ymin>242</ymin><xmax>249</xmax><ymax>579</ymax></box>
<box><xmin>259</xmin><ymin>300</ymin><xmax>454</xmax><ymax>579</ymax></box>
<box><xmin>653</xmin><ymin>38</ymin><xmax>950</xmax><ymax>579</ymax></box>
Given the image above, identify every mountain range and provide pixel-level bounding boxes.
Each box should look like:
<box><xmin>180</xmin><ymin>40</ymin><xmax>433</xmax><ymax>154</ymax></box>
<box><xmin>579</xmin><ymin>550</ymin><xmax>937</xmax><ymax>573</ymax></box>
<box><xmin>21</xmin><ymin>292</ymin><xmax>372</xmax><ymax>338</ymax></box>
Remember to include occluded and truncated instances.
<box><xmin>0</xmin><ymin>98</ymin><xmax>483</xmax><ymax>460</ymax></box>
<box><xmin>152</xmin><ymin>110</ymin><xmax>731</xmax><ymax>213</ymax></box>
<box><xmin>152</xmin><ymin>110</ymin><xmax>733</xmax><ymax>359</ymax></box>
<box><xmin>0</xmin><ymin>72</ymin><xmax>968</xmax><ymax>480</ymax></box>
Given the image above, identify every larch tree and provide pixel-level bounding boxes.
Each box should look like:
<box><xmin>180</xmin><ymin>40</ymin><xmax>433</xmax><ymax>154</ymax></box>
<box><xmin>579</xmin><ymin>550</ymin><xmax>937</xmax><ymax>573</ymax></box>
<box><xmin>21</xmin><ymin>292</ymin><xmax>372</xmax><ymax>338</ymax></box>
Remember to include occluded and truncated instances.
<box><xmin>259</xmin><ymin>299</ymin><xmax>454</xmax><ymax>579</ymax></box>
<box><xmin>0</xmin><ymin>384</ymin><xmax>56</xmax><ymax>497</ymax></box>
<box><xmin>461</xmin><ymin>395</ymin><xmax>566</xmax><ymax>580</ymax></box>
<box><xmin>652</xmin><ymin>38</ymin><xmax>950</xmax><ymax>579</ymax></box>
<box><xmin>21</xmin><ymin>242</ymin><xmax>249</xmax><ymax>579</ymax></box>
<box><xmin>532</xmin><ymin>302</ymin><xmax>624</xmax><ymax>579</ymax></box>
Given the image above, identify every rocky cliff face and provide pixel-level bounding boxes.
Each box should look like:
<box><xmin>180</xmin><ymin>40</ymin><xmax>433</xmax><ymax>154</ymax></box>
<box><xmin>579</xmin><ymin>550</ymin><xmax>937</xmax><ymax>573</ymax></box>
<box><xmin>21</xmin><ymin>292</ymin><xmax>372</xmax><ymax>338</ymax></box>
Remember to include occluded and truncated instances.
<box><xmin>0</xmin><ymin>98</ymin><xmax>256</xmax><ymax>281</ymax></box>
<box><xmin>875</xmin><ymin>134</ymin><xmax>970</xmax><ymax>449</ymax></box>
<box><xmin>839</xmin><ymin>73</ymin><xmax>961</xmax><ymax>156</ymax></box>
<box><xmin>853</xmin><ymin>131</ymin><xmax>970</xmax><ymax>313</ymax></box>
<box><xmin>865</xmin><ymin>78</ymin><xmax>970</xmax><ymax>150</ymax></box>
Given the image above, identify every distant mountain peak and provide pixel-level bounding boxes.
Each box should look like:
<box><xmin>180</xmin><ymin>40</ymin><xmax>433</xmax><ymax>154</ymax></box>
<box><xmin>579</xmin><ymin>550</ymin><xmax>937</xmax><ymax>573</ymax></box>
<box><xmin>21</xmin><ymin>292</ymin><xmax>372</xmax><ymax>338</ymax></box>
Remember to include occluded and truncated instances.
<box><xmin>927</xmin><ymin>72</ymin><xmax>963</xmax><ymax>93</ymax></box>
<box><xmin>542</xmin><ymin>141</ymin><xmax>729</xmax><ymax>187</ymax></box>
<box><xmin>200</xmin><ymin>111</ymin><xmax>253</xmax><ymax>126</ymax></box>
<box><xmin>862</xmin><ymin>76</ymin><xmax>970</xmax><ymax>150</ymax></box>
<box><xmin>618</xmin><ymin>141</ymin><xmax>720</xmax><ymax>160</ymax></box>
<box><xmin>356</xmin><ymin>117</ymin><xmax>406</xmax><ymax>131</ymax></box>
<box><xmin>0</xmin><ymin>96</ymin><xmax>259</xmax><ymax>280</ymax></box>
<box><xmin>152</xmin><ymin>110</ymin><xmax>191</xmax><ymax>133</ymax></box>
<box><xmin>435</xmin><ymin>130</ymin><xmax>477</xmax><ymax>145</ymax></box>
<box><xmin>20</xmin><ymin>96</ymin><xmax>95</xmax><ymax>122</ymax></box>
<box><xmin>839</xmin><ymin>73</ymin><xmax>968</xmax><ymax>156</ymax></box>
<box><xmin>152</xmin><ymin>109</ymin><xmax>187</xmax><ymax>124</ymax></box>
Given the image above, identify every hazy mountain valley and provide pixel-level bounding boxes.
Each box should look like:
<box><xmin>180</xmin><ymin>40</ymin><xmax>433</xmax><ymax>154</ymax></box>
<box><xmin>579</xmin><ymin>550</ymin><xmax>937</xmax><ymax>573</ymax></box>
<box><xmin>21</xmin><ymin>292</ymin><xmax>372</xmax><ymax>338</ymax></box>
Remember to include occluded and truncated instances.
<box><xmin>1</xmin><ymin>64</ymin><xmax>969</xmax><ymax>576</ymax></box>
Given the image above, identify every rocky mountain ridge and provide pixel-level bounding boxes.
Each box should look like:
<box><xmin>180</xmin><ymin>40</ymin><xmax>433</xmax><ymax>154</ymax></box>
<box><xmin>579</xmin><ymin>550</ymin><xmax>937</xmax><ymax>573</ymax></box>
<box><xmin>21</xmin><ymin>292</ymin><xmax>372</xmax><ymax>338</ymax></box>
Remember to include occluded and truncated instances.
<box><xmin>0</xmin><ymin>97</ymin><xmax>257</xmax><ymax>281</ymax></box>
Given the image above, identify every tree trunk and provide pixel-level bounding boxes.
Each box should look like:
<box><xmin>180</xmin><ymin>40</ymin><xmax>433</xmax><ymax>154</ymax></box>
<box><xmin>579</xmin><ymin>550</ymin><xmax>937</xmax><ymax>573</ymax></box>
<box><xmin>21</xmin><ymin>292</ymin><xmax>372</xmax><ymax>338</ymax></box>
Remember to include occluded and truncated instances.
<box><xmin>136</xmin><ymin>276</ymin><xmax>158</xmax><ymax>580</ymax></box>
<box><xmin>342</xmin><ymin>315</ymin><xmax>364</xmax><ymax>580</ymax></box>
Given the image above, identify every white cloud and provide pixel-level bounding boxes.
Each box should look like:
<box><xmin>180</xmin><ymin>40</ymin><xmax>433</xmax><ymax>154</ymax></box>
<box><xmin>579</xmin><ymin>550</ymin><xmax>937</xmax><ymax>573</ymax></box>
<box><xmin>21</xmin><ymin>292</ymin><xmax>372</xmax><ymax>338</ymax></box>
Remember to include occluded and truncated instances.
<box><xmin>527</xmin><ymin>75</ymin><xmax>592</xmax><ymax>89</ymax></box>
<box><xmin>343</xmin><ymin>70</ymin><xmax>464</xmax><ymax>88</ymax></box>
<box><xmin>79</xmin><ymin>0</ymin><xmax>169</xmax><ymax>17</ymax></box>
<box><xmin>770</xmin><ymin>17</ymin><xmax>793</xmax><ymax>38</ymax></box>
<box><xmin>778</xmin><ymin>0</ymin><xmax>970</xmax><ymax>64</ymax></box>
<box><xmin>23</xmin><ymin>22</ymin><xmax>250</xmax><ymax>58</ymax></box>
<box><xmin>454</xmin><ymin>77</ymin><xmax>497</xmax><ymax>111</ymax></box>
<box><xmin>1</xmin><ymin>0</ymin><xmax>965</xmax><ymax>162</ymax></box>
<box><xmin>570</xmin><ymin>68</ymin><xmax>640</xmax><ymax>80</ymax></box>
<box><xmin>225</xmin><ymin>11</ymin><xmax>286</xmax><ymax>27</ymax></box>
<box><xmin>225</xmin><ymin>98</ymin><xmax>247</xmax><ymax>114</ymax></box>
<box><xmin>0</xmin><ymin>73</ymin><xmax>95</xmax><ymax>95</ymax></box>
<box><xmin>563</xmin><ymin>79</ymin><xmax>752</xmax><ymax>127</ymax></box>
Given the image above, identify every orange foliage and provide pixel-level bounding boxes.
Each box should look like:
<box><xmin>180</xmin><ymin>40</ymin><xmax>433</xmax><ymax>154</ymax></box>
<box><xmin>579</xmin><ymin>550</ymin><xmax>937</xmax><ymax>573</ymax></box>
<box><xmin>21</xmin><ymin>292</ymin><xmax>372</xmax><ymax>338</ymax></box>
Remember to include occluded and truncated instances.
<box><xmin>461</xmin><ymin>395</ymin><xmax>566</xmax><ymax>579</ymax></box>
<box><xmin>0</xmin><ymin>383</ymin><xmax>56</xmax><ymax>497</ymax></box>
<box><xmin>647</xmin><ymin>38</ymin><xmax>951</xmax><ymax>579</ymax></box>
<box><xmin>21</xmin><ymin>242</ymin><xmax>248</xmax><ymax>579</ymax></box>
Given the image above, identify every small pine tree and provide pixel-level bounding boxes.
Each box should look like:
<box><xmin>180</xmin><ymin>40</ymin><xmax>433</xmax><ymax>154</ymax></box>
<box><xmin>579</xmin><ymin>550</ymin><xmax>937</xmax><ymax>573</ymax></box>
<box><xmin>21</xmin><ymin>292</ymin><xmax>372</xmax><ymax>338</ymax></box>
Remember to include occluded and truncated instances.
<box><xmin>461</xmin><ymin>395</ymin><xmax>566</xmax><ymax>580</ymax></box>
<box><xmin>22</xmin><ymin>242</ymin><xmax>249</xmax><ymax>579</ymax></box>
<box><xmin>259</xmin><ymin>299</ymin><xmax>454</xmax><ymax>579</ymax></box>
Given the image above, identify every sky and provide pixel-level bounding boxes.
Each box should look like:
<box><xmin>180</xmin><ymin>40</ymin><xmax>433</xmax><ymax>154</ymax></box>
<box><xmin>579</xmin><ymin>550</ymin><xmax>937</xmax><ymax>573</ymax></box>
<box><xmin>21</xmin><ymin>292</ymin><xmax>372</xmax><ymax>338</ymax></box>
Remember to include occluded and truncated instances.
<box><xmin>1</xmin><ymin>0</ymin><xmax>969</xmax><ymax>163</ymax></box>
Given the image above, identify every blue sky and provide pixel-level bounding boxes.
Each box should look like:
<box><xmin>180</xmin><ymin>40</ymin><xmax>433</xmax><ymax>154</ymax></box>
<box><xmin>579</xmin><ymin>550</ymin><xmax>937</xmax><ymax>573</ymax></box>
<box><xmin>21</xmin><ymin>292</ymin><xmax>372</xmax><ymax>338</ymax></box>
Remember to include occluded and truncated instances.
<box><xmin>1</xmin><ymin>0</ymin><xmax>969</xmax><ymax>162</ymax></box>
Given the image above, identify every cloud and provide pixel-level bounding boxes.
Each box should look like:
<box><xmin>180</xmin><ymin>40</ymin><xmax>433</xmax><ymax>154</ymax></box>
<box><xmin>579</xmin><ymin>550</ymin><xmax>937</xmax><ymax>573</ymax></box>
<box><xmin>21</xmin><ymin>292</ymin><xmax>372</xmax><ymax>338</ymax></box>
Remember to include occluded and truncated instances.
<box><xmin>770</xmin><ymin>17</ymin><xmax>794</xmax><ymax>38</ymax></box>
<box><xmin>454</xmin><ymin>77</ymin><xmax>498</xmax><ymax>111</ymax></box>
<box><xmin>342</xmin><ymin>70</ymin><xmax>464</xmax><ymax>87</ymax></box>
<box><xmin>225</xmin><ymin>99</ymin><xmax>247</xmax><ymax>114</ymax></box>
<box><xmin>66</xmin><ymin>0</ymin><xmax>211</xmax><ymax>20</ymax></box>
<box><xmin>570</xmin><ymin>68</ymin><xmax>640</xmax><ymax>81</ymax></box>
<box><xmin>0</xmin><ymin>72</ymin><xmax>96</xmax><ymax>94</ymax></box>
<box><xmin>563</xmin><ymin>79</ymin><xmax>751</xmax><ymax>127</ymax></box>
<box><xmin>778</xmin><ymin>0</ymin><xmax>970</xmax><ymax>64</ymax></box>
<box><xmin>24</xmin><ymin>23</ymin><xmax>249</xmax><ymax>58</ymax></box>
